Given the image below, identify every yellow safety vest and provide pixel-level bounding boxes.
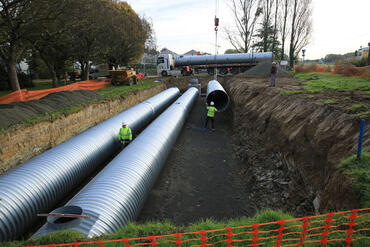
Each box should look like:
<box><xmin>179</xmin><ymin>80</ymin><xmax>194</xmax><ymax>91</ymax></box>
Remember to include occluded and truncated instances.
<box><xmin>118</xmin><ymin>127</ymin><xmax>132</xmax><ymax>141</ymax></box>
<box><xmin>207</xmin><ymin>106</ymin><xmax>217</xmax><ymax>117</ymax></box>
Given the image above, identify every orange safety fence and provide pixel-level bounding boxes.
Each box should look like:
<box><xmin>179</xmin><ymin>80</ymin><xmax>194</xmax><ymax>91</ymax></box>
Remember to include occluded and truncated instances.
<box><xmin>26</xmin><ymin>208</ymin><xmax>370</xmax><ymax>247</ymax></box>
<box><xmin>0</xmin><ymin>79</ymin><xmax>111</xmax><ymax>105</ymax></box>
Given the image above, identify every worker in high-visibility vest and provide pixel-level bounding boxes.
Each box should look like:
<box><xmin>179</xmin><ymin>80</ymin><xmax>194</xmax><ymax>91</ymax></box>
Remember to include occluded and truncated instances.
<box><xmin>203</xmin><ymin>101</ymin><xmax>218</xmax><ymax>131</ymax></box>
<box><xmin>118</xmin><ymin>122</ymin><xmax>132</xmax><ymax>146</ymax></box>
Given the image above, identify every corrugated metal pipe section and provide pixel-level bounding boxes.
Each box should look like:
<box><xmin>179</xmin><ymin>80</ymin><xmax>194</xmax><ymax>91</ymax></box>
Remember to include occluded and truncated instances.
<box><xmin>33</xmin><ymin>87</ymin><xmax>199</xmax><ymax>238</ymax></box>
<box><xmin>0</xmin><ymin>87</ymin><xmax>180</xmax><ymax>242</ymax></box>
<box><xmin>206</xmin><ymin>80</ymin><xmax>230</xmax><ymax>112</ymax></box>
<box><xmin>175</xmin><ymin>52</ymin><xmax>273</xmax><ymax>66</ymax></box>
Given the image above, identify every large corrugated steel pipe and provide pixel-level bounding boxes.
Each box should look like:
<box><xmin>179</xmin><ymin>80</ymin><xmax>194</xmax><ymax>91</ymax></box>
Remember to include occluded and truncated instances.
<box><xmin>0</xmin><ymin>87</ymin><xmax>180</xmax><ymax>242</ymax></box>
<box><xmin>33</xmin><ymin>87</ymin><xmax>199</xmax><ymax>238</ymax></box>
<box><xmin>206</xmin><ymin>80</ymin><xmax>230</xmax><ymax>112</ymax></box>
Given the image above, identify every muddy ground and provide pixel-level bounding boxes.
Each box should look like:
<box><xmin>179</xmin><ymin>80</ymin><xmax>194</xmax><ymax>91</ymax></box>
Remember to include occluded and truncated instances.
<box><xmin>138</xmin><ymin>96</ymin><xmax>313</xmax><ymax>225</ymax></box>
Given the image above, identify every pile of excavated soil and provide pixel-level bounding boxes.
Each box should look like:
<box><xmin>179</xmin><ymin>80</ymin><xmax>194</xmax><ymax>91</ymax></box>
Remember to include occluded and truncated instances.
<box><xmin>244</xmin><ymin>63</ymin><xmax>292</xmax><ymax>78</ymax></box>
<box><xmin>0</xmin><ymin>90</ymin><xmax>104</xmax><ymax>128</ymax></box>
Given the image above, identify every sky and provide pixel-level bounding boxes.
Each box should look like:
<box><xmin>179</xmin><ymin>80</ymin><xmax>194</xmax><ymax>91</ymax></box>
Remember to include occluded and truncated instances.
<box><xmin>126</xmin><ymin>0</ymin><xmax>370</xmax><ymax>60</ymax></box>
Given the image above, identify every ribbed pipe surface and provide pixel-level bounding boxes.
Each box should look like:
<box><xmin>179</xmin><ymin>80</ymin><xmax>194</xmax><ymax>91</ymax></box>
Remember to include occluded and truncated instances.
<box><xmin>206</xmin><ymin>80</ymin><xmax>230</xmax><ymax>112</ymax></box>
<box><xmin>33</xmin><ymin>87</ymin><xmax>199</xmax><ymax>238</ymax></box>
<box><xmin>0</xmin><ymin>87</ymin><xmax>180</xmax><ymax>242</ymax></box>
<box><xmin>175</xmin><ymin>52</ymin><xmax>273</xmax><ymax>66</ymax></box>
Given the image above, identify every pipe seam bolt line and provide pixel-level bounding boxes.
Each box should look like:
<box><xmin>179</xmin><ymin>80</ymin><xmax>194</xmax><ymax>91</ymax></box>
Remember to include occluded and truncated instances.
<box><xmin>33</xmin><ymin>87</ymin><xmax>199</xmax><ymax>238</ymax></box>
<box><xmin>0</xmin><ymin>87</ymin><xmax>180</xmax><ymax>242</ymax></box>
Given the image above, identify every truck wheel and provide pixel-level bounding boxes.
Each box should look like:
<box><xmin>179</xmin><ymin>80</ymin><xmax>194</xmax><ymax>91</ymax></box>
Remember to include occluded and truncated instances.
<box><xmin>161</xmin><ymin>71</ymin><xmax>168</xmax><ymax>77</ymax></box>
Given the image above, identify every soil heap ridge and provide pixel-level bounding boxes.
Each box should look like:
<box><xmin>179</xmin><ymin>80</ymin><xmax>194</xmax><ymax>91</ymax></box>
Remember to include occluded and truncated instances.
<box><xmin>0</xmin><ymin>90</ymin><xmax>104</xmax><ymax>128</ymax></box>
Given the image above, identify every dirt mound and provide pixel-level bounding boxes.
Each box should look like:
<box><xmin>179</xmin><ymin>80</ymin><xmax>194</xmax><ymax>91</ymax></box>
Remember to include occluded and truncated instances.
<box><xmin>244</xmin><ymin>63</ymin><xmax>292</xmax><ymax>78</ymax></box>
<box><xmin>0</xmin><ymin>90</ymin><xmax>104</xmax><ymax>128</ymax></box>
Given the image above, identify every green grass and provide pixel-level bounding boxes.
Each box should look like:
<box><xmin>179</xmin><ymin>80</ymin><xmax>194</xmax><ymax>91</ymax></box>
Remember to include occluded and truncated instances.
<box><xmin>96</xmin><ymin>79</ymin><xmax>158</xmax><ymax>98</ymax></box>
<box><xmin>5</xmin><ymin>209</ymin><xmax>370</xmax><ymax>247</ymax></box>
<box><xmin>353</xmin><ymin>111</ymin><xmax>370</xmax><ymax>117</ymax></box>
<box><xmin>323</xmin><ymin>99</ymin><xmax>336</xmax><ymax>104</ymax></box>
<box><xmin>293</xmin><ymin>73</ymin><xmax>370</xmax><ymax>92</ymax></box>
<box><xmin>4</xmin><ymin>210</ymin><xmax>294</xmax><ymax>247</ymax></box>
<box><xmin>280</xmin><ymin>90</ymin><xmax>304</xmax><ymax>95</ymax></box>
<box><xmin>350</xmin><ymin>104</ymin><xmax>367</xmax><ymax>110</ymax></box>
<box><xmin>338</xmin><ymin>152</ymin><xmax>370</xmax><ymax>208</ymax></box>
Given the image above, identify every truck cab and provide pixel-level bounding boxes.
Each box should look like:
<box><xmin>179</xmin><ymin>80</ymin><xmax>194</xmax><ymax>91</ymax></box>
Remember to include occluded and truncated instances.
<box><xmin>157</xmin><ymin>54</ymin><xmax>180</xmax><ymax>76</ymax></box>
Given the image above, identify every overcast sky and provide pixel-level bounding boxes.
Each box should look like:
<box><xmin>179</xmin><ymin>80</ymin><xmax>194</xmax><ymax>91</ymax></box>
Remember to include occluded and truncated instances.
<box><xmin>126</xmin><ymin>0</ymin><xmax>370</xmax><ymax>59</ymax></box>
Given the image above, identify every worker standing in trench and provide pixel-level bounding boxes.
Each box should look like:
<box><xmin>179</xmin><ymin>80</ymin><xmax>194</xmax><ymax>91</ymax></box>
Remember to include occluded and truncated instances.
<box><xmin>118</xmin><ymin>122</ymin><xmax>132</xmax><ymax>146</ymax></box>
<box><xmin>203</xmin><ymin>101</ymin><xmax>218</xmax><ymax>131</ymax></box>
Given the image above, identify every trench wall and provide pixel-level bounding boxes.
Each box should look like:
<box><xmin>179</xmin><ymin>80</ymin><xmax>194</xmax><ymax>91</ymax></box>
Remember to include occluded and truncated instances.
<box><xmin>0</xmin><ymin>83</ymin><xmax>166</xmax><ymax>175</ymax></box>
<box><xmin>225</xmin><ymin>78</ymin><xmax>369</xmax><ymax>211</ymax></box>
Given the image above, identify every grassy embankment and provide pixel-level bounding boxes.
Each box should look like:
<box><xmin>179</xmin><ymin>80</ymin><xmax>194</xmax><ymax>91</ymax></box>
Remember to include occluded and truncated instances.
<box><xmin>5</xmin><ymin>209</ymin><xmax>369</xmax><ymax>247</ymax></box>
<box><xmin>0</xmin><ymin>79</ymin><xmax>158</xmax><ymax>129</ymax></box>
<box><xmin>280</xmin><ymin>72</ymin><xmax>370</xmax><ymax>117</ymax></box>
<box><xmin>338</xmin><ymin>152</ymin><xmax>370</xmax><ymax>208</ymax></box>
<box><xmin>282</xmin><ymin>73</ymin><xmax>370</xmax><ymax>208</ymax></box>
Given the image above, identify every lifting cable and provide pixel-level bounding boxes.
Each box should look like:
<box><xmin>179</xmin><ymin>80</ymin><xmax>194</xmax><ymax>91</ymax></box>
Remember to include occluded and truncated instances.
<box><xmin>214</xmin><ymin>0</ymin><xmax>220</xmax><ymax>80</ymax></box>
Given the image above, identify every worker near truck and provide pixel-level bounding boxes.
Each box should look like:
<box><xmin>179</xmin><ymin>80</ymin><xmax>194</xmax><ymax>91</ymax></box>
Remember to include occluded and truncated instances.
<box><xmin>203</xmin><ymin>101</ymin><xmax>218</xmax><ymax>131</ymax></box>
<box><xmin>118</xmin><ymin>122</ymin><xmax>132</xmax><ymax>146</ymax></box>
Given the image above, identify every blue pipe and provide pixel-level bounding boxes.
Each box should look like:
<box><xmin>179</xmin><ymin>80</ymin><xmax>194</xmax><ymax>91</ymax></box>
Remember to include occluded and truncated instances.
<box><xmin>357</xmin><ymin>119</ymin><xmax>365</xmax><ymax>159</ymax></box>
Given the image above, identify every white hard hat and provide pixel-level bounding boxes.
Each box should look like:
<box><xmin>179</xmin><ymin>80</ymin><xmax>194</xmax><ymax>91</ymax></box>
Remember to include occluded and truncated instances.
<box><xmin>122</xmin><ymin>121</ymin><xmax>127</xmax><ymax>126</ymax></box>
<box><xmin>210</xmin><ymin>101</ymin><xmax>214</xmax><ymax>106</ymax></box>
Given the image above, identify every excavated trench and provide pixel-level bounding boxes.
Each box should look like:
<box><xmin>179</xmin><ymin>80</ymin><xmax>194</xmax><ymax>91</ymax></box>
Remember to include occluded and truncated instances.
<box><xmin>3</xmin><ymin>74</ymin><xmax>364</xmax><ymax>240</ymax></box>
<box><xmin>138</xmin><ymin>80</ymin><xmax>315</xmax><ymax>225</ymax></box>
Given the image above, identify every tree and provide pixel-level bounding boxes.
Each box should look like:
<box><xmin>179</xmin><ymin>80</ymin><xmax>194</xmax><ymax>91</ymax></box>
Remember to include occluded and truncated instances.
<box><xmin>260</xmin><ymin>0</ymin><xmax>274</xmax><ymax>52</ymax></box>
<box><xmin>279</xmin><ymin>0</ymin><xmax>289</xmax><ymax>60</ymax></box>
<box><xmin>225</xmin><ymin>0</ymin><xmax>262</xmax><ymax>53</ymax></box>
<box><xmin>224</xmin><ymin>49</ymin><xmax>238</xmax><ymax>54</ymax></box>
<box><xmin>68</xmin><ymin>0</ymin><xmax>112</xmax><ymax>81</ymax></box>
<box><xmin>252</xmin><ymin>0</ymin><xmax>280</xmax><ymax>55</ymax></box>
<box><xmin>271</xmin><ymin>0</ymin><xmax>279</xmax><ymax>55</ymax></box>
<box><xmin>106</xmin><ymin>1</ymin><xmax>150</xmax><ymax>68</ymax></box>
<box><xmin>288</xmin><ymin>0</ymin><xmax>312</xmax><ymax>67</ymax></box>
<box><xmin>28</xmin><ymin>0</ymin><xmax>73</xmax><ymax>87</ymax></box>
<box><xmin>0</xmin><ymin>0</ymin><xmax>32</xmax><ymax>91</ymax></box>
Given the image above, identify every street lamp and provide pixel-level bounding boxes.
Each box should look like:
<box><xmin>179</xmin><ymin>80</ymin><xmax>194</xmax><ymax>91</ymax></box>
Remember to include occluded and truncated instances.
<box><xmin>302</xmin><ymin>49</ymin><xmax>306</xmax><ymax>64</ymax></box>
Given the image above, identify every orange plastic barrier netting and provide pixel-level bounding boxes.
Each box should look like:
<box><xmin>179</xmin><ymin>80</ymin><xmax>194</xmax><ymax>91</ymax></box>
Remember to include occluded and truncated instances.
<box><xmin>27</xmin><ymin>208</ymin><xmax>370</xmax><ymax>247</ymax></box>
<box><xmin>0</xmin><ymin>80</ymin><xmax>111</xmax><ymax>104</ymax></box>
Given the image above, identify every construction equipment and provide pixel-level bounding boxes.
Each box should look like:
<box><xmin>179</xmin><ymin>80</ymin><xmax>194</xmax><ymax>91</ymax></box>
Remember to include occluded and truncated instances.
<box><xmin>109</xmin><ymin>68</ymin><xmax>138</xmax><ymax>86</ymax></box>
